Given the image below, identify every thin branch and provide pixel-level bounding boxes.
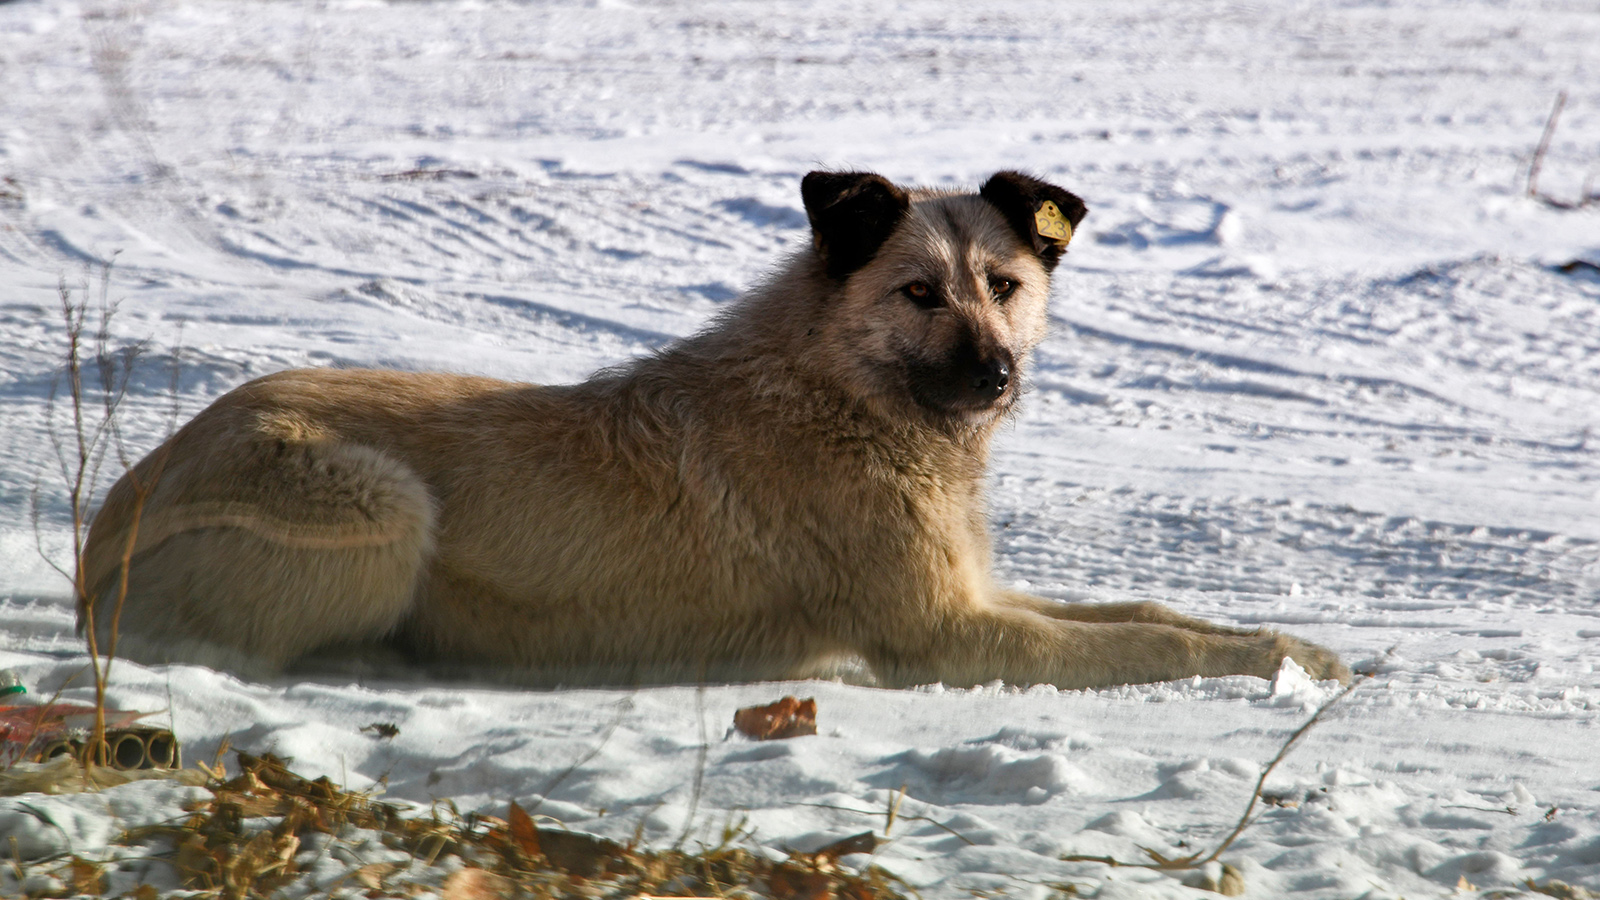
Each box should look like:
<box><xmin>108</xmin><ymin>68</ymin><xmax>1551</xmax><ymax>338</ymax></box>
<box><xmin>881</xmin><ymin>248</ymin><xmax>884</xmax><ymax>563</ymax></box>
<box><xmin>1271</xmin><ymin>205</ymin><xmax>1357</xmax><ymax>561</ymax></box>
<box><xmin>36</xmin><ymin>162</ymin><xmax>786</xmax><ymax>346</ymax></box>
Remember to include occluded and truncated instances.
<box><xmin>794</xmin><ymin>801</ymin><xmax>978</xmax><ymax>847</ymax></box>
<box><xmin>523</xmin><ymin>700</ymin><xmax>630</xmax><ymax>817</ymax></box>
<box><xmin>676</xmin><ymin>683</ymin><xmax>710</xmax><ymax>848</ymax></box>
<box><xmin>1197</xmin><ymin>674</ymin><xmax>1367</xmax><ymax>866</ymax></box>
<box><xmin>28</xmin><ymin>484</ymin><xmax>71</xmax><ymax>582</ymax></box>
<box><xmin>1527</xmin><ymin>90</ymin><xmax>1566</xmax><ymax>200</ymax></box>
<box><xmin>1526</xmin><ymin>90</ymin><xmax>1598</xmax><ymax>210</ymax></box>
<box><xmin>1061</xmin><ymin>666</ymin><xmax>1376</xmax><ymax>872</ymax></box>
<box><xmin>34</xmin><ymin>259</ymin><xmax>154</xmax><ymax>769</ymax></box>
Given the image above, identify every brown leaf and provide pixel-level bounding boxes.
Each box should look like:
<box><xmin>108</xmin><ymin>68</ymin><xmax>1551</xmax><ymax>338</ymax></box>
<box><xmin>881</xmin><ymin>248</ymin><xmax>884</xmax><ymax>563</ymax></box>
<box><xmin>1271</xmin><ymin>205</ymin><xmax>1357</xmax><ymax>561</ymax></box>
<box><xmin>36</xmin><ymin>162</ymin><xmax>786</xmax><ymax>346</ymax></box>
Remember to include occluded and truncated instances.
<box><xmin>770</xmin><ymin>865</ymin><xmax>833</xmax><ymax>900</ymax></box>
<box><xmin>215</xmin><ymin>789</ymin><xmax>292</xmax><ymax>819</ymax></box>
<box><xmin>733</xmin><ymin>697</ymin><xmax>818</xmax><ymax>741</ymax></box>
<box><xmin>222</xmin><ymin>830</ymin><xmax>300</xmax><ymax>893</ymax></box>
<box><xmin>174</xmin><ymin>832</ymin><xmax>218</xmax><ymax>888</ymax></box>
<box><xmin>67</xmin><ymin>858</ymin><xmax>105</xmax><ymax>896</ymax></box>
<box><xmin>538</xmin><ymin>828</ymin><xmax>624</xmax><ymax>876</ymax></box>
<box><xmin>508</xmin><ymin>799</ymin><xmax>542</xmax><ymax>858</ymax></box>
<box><xmin>442</xmin><ymin>868</ymin><xmax>515</xmax><ymax>900</ymax></box>
<box><xmin>360</xmin><ymin>722</ymin><xmax>401</xmax><ymax>739</ymax></box>
<box><xmin>1525</xmin><ymin>880</ymin><xmax>1598</xmax><ymax>899</ymax></box>
<box><xmin>814</xmin><ymin>831</ymin><xmax>879</xmax><ymax>859</ymax></box>
<box><xmin>132</xmin><ymin>885</ymin><xmax>160</xmax><ymax>900</ymax></box>
<box><xmin>353</xmin><ymin>862</ymin><xmax>400</xmax><ymax>889</ymax></box>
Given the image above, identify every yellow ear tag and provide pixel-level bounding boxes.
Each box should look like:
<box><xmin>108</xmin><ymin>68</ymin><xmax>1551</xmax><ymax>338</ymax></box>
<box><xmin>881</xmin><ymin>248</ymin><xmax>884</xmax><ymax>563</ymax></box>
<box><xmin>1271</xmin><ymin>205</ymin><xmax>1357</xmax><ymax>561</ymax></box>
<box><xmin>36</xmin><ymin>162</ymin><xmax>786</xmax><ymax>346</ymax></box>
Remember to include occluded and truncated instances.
<box><xmin>1033</xmin><ymin>200</ymin><xmax>1073</xmax><ymax>247</ymax></box>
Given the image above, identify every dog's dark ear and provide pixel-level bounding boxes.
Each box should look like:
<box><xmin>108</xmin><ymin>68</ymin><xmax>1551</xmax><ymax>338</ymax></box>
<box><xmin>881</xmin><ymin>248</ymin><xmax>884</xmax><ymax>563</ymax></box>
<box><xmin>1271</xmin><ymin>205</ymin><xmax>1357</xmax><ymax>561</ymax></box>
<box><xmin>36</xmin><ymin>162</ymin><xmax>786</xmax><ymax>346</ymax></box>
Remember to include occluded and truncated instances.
<box><xmin>801</xmin><ymin>171</ymin><xmax>911</xmax><ymax>280</ymax></box>
<box><xmin>979</xmin><ymin>171</ymin><xmax>1088</xmax><ymax>272</ymax></box>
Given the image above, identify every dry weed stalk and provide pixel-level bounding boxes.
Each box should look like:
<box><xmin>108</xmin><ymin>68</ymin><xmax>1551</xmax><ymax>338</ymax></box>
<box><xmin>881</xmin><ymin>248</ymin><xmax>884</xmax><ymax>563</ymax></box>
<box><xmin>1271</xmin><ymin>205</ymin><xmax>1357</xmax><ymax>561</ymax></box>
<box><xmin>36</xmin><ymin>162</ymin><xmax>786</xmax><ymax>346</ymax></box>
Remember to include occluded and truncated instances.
<box><xmin>522</xmin><ymin>697</ymin><xmax>628</xmax><ymax>819</ymax></box>
<box><xmin>31</xmin><ymin>260</ymin><xmax>177</xmax><ymax>768</ymax></box>
<box><xmin>799</xmin><ymin>800</ymin><xmax>977</xmax><ymax>848</ymax></box>
<box><xmin>1060</xmin><ymin>671</ymin><xmax>1370</xmax><ymax>880</ymax></box>
<box><xmin>1527</xmin><ymin>90</ymin><xmax>1598</xmax><ymax>210</ymax></box>
<box><xmin>677</xmin><ymin>683</ymin><xmax>710</xmax><ymax>848</ymax></box>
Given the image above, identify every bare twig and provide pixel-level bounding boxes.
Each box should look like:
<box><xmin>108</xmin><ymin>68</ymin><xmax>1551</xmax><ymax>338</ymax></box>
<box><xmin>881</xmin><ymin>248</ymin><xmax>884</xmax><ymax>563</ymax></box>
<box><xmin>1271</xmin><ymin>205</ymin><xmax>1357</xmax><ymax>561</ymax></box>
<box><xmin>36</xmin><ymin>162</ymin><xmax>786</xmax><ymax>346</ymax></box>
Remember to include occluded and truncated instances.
<box><xmin>33</xmin><ymin>259</ymin><xmax>170</xmax><ymax>769</ymax></box>
<box><xmin>1196</xmin><ymin>674</ymin><xmax>1366</xmax><ymax>866</ymax></box>
<box><xmin>1526</xmin><ymin>90</ymin><xmax>1598</xmax><ymax>210</ymax></box>
<box><xmin>1527</xmin><ymin>90</ymin><xmax>1566</xmax><ymax>199</ymax></box>
<box><xmin>796</xmin><ymin>800</ymin><xmax>978</xmax><ymax>846</ymax></box>
<box><xmin>885</xmin><ymin>783</ymin><xmax>907</xmax><ymax>836</ymax></box>
<box><xmin>677</xmin><ymin>684</ymin><xmax>710</xmax><ymax>848</ymax></box>
<box><xmin>1061</xmin><ymin>668</ymin><xmax>1372</xmax><ymax>872</ymax></box>
<box><xmin>523</xmin><ymin>699</ymin><xmax>630</xmax><ymax>817</ymax></box>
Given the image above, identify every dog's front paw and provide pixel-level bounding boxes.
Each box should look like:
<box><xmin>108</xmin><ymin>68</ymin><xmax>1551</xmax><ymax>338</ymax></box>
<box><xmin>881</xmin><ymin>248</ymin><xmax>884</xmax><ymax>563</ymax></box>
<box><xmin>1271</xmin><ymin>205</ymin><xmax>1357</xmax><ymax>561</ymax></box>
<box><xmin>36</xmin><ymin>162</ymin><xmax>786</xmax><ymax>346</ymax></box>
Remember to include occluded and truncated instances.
<box><xmin>1263</xmin><ymin>632</ymin><xmax>1350</xmax><ymax>684</ymax></box>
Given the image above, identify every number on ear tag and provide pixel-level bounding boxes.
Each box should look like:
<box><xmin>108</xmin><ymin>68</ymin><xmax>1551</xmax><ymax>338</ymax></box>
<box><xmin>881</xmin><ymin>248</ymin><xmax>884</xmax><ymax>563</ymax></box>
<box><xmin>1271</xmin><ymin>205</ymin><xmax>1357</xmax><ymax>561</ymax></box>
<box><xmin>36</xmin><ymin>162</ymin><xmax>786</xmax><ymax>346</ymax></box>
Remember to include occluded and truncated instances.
<box><xmin>1033</xmin><ymin>200</ymin><xmax>1073</xmax><ymax>247</ymax></box>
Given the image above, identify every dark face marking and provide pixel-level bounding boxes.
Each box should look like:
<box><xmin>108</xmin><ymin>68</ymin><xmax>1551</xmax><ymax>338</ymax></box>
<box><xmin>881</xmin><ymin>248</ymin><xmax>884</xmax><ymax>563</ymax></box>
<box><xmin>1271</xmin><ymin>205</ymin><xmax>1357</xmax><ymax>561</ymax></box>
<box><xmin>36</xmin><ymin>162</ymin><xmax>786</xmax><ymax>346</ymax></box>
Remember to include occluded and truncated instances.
<box><xmin>899</xmin><ymin>326</ymin><xmax>1018</xmax><ymax>419</ymax></box>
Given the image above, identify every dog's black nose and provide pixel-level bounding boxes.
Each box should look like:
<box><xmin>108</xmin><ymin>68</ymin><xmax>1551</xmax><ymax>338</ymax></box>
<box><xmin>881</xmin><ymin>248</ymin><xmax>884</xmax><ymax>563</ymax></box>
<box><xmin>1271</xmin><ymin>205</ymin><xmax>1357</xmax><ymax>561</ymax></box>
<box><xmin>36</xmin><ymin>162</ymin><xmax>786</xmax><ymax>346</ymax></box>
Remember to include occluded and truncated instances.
<box><xmin>970</xmin><ymin>358</ymin><xmax>1010</xmax><ymax>397</ymax></box>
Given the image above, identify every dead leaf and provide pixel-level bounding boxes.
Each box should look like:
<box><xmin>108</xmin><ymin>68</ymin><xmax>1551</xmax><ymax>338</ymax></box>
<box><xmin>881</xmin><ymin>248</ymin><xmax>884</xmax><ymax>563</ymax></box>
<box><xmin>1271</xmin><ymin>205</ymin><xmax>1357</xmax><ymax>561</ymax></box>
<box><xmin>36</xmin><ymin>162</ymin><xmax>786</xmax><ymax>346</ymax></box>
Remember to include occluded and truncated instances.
<box><xmin>507</xmin><ymin>800</ymin><xmax>542</xmax><ymax>859</ymax></box>
<box><xmin>770</xmin><ymin>866</ymin><xmax>833</xmax><ymax>900</ymax></box>
<box><xmin>353</xmin><ymin>861</ymin><xmax>400</xmax><ymax>890</ymax></box>
<box><xmin>538</xmin><ymin>828</ymin><xmax>623</xmax><ymax>876</ymax></box>
<box><xmin>1458</xmin><ymin>874</ymin><xmax>1478</xmax><ymax>892</ymax></box>
<box><xmin>159</xmin><ymin>749</ymin><xmax>903</xmax><ymax>900</ymax></box>
<box><xmin>174</xmin><ymin>831</ymin><xmax>219</xmax><ymax>888</ymax></box>
<box><xmin>442</xmin><ymin>868</ymin><xmax>515</xmax><ymax>900</ymax></box>
<box><xmin>814</xmin><ymin>831</ymin><xmax>879</xmax><ymax>859</ymax></box>
<box><xmin>213</xmin><ymin>789</ymin><xmax>292</xmax><ymax>819</ymax></box>
<box><xmin>132</xmin><ymin>885</ymin><xmax>160</xmax><ymax>900</ymax></box>
<box><xmin>733</xmin><ymin>696</ymin><xmax>817</xmax><ymax>740</ymax></box>
<box><xmin>67</xmin><ymin>858</ymin><xmax>105</xmax><ymax>895</ymax></box>
<box><xmin>1525</xmin><ymin>880</ymin><xmax>1597</xmax><ymax>899</ymax></box>
<box><xmin>222</xmin><ymin>829</ymin><xmax>300</xmax><ymax>893</ymax></box>
<box><xmin>360</xmin><ymin>722</ymin><xmax>400</xmax><ymax>739</ymax></box>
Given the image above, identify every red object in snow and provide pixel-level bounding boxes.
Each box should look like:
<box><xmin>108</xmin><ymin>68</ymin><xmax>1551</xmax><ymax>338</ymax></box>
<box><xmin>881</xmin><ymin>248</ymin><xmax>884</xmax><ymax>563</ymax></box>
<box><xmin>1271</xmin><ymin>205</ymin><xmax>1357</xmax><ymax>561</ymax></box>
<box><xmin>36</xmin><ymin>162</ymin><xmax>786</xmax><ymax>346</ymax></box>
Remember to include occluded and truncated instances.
<box><xmin>0</xmin><ymin>703</ymin><xmax>153</xmax><ymax>766</ymax></box>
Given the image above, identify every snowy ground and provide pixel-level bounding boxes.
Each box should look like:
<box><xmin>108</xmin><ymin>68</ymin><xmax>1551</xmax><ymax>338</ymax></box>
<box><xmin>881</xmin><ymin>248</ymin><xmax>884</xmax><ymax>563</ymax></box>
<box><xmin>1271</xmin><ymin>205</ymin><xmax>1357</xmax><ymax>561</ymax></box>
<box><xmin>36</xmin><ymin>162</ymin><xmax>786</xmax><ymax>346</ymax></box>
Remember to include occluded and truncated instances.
<box><xmin>2</xmin><ymin>0</ymin><xmax>1600</xmax><ymax>896</ymax></box>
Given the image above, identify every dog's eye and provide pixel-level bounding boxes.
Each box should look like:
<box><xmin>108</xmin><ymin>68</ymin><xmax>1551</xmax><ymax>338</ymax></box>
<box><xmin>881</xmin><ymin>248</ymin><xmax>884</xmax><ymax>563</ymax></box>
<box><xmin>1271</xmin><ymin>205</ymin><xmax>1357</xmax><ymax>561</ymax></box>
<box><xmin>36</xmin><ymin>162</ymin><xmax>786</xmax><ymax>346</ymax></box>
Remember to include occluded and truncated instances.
<box><xmin>901</xmin><ymin>281</ymin><xmax>940</xmax><ymax>309</ymax></box>
<box><xmin>990</xmin><ymin>277</ymin><xmax>1017</xmax><ymax>300</ymax></box>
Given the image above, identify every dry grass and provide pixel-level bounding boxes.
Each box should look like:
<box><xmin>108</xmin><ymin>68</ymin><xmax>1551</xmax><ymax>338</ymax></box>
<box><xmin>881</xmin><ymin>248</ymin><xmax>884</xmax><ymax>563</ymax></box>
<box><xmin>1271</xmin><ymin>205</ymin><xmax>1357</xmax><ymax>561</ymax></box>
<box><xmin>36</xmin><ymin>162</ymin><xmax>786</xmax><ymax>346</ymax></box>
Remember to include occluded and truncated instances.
<box><xmin>87</xmin><ymin>751</ymin><xmax>910</xmax><ymax>900</ymax></box>
<box><xmin>6</xmin><ymin>750</ymin><xmax>910</xmax><ymax>898</ymax></box>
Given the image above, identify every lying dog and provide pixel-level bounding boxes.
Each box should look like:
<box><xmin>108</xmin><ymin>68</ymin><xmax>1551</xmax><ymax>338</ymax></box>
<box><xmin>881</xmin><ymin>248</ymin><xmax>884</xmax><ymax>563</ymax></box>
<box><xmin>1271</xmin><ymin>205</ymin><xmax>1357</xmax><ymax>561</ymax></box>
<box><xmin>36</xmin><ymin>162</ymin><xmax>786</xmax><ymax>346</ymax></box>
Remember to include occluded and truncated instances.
<box><xmin>80</xmin><ymin>170</ymin><xmax>1347</xmax><ymax>688</ymax></box>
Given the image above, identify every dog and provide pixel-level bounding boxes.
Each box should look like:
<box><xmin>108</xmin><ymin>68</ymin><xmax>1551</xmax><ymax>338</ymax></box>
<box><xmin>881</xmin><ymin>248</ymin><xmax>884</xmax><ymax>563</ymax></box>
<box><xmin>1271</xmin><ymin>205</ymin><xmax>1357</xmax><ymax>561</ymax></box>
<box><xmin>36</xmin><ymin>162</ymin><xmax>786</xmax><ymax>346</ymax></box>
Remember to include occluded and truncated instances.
<box><xmin>79</xmin><ymin>170</ymin><xmax>1348</xmax><ymax>688</ymax></box>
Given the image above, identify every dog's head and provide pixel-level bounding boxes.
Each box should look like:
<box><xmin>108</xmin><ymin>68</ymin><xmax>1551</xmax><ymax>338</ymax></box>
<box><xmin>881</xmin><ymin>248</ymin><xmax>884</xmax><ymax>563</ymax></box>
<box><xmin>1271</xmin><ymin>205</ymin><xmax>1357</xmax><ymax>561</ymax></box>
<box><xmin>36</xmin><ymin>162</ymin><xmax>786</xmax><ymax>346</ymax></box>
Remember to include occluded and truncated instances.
<box><xmin>800</xmin><ymin>170</ymin><xmax>1087</xmax><ymax>429</ymax></box>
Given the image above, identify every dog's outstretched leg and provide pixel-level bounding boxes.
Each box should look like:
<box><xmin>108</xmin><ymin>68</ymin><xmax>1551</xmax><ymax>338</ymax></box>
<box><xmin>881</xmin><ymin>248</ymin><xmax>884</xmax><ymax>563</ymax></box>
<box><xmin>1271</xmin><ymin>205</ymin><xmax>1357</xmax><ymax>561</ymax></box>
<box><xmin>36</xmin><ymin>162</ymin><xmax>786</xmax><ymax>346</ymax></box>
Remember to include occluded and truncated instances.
<box><xmin>998</xmin><ymin>592</ymin><xmax>1250</xmax><ymax>633</ymax></box>
<box><xmin>865</xmin><ymin>603</ymin><xmax>1349</xmax><ymax>690</ymax></box>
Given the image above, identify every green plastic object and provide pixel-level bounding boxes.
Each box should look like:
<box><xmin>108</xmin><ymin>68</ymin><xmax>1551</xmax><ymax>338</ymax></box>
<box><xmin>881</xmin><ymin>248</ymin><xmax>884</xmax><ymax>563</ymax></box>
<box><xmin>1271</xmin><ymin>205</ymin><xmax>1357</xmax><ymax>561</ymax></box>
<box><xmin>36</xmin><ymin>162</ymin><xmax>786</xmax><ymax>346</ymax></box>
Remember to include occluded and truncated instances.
<box><xmin>0</xmin><ymin>669</ymin><xmax>24</xmax><ymax>697</ymax></box>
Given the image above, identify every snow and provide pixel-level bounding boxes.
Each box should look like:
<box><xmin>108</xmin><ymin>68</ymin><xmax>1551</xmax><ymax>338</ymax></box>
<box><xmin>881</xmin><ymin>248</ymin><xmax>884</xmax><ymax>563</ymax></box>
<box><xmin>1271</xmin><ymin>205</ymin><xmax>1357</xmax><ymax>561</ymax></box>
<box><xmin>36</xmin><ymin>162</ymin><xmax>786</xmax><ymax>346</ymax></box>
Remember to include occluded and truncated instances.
<box><xmin>2</xmin><ymin>0</ymin><xmax>1599</xmax><ymax>896</ymax></box>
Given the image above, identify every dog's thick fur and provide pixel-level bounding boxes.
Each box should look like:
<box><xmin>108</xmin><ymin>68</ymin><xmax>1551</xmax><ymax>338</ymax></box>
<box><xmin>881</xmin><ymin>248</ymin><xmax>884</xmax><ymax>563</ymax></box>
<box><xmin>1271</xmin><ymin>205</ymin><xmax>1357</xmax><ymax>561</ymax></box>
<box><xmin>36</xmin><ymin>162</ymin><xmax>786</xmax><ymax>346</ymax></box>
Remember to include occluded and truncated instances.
<box><xmin>80</xmin><ymin>170</ymin><xmax>1348</xmax><ymax>689</ymax></box>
